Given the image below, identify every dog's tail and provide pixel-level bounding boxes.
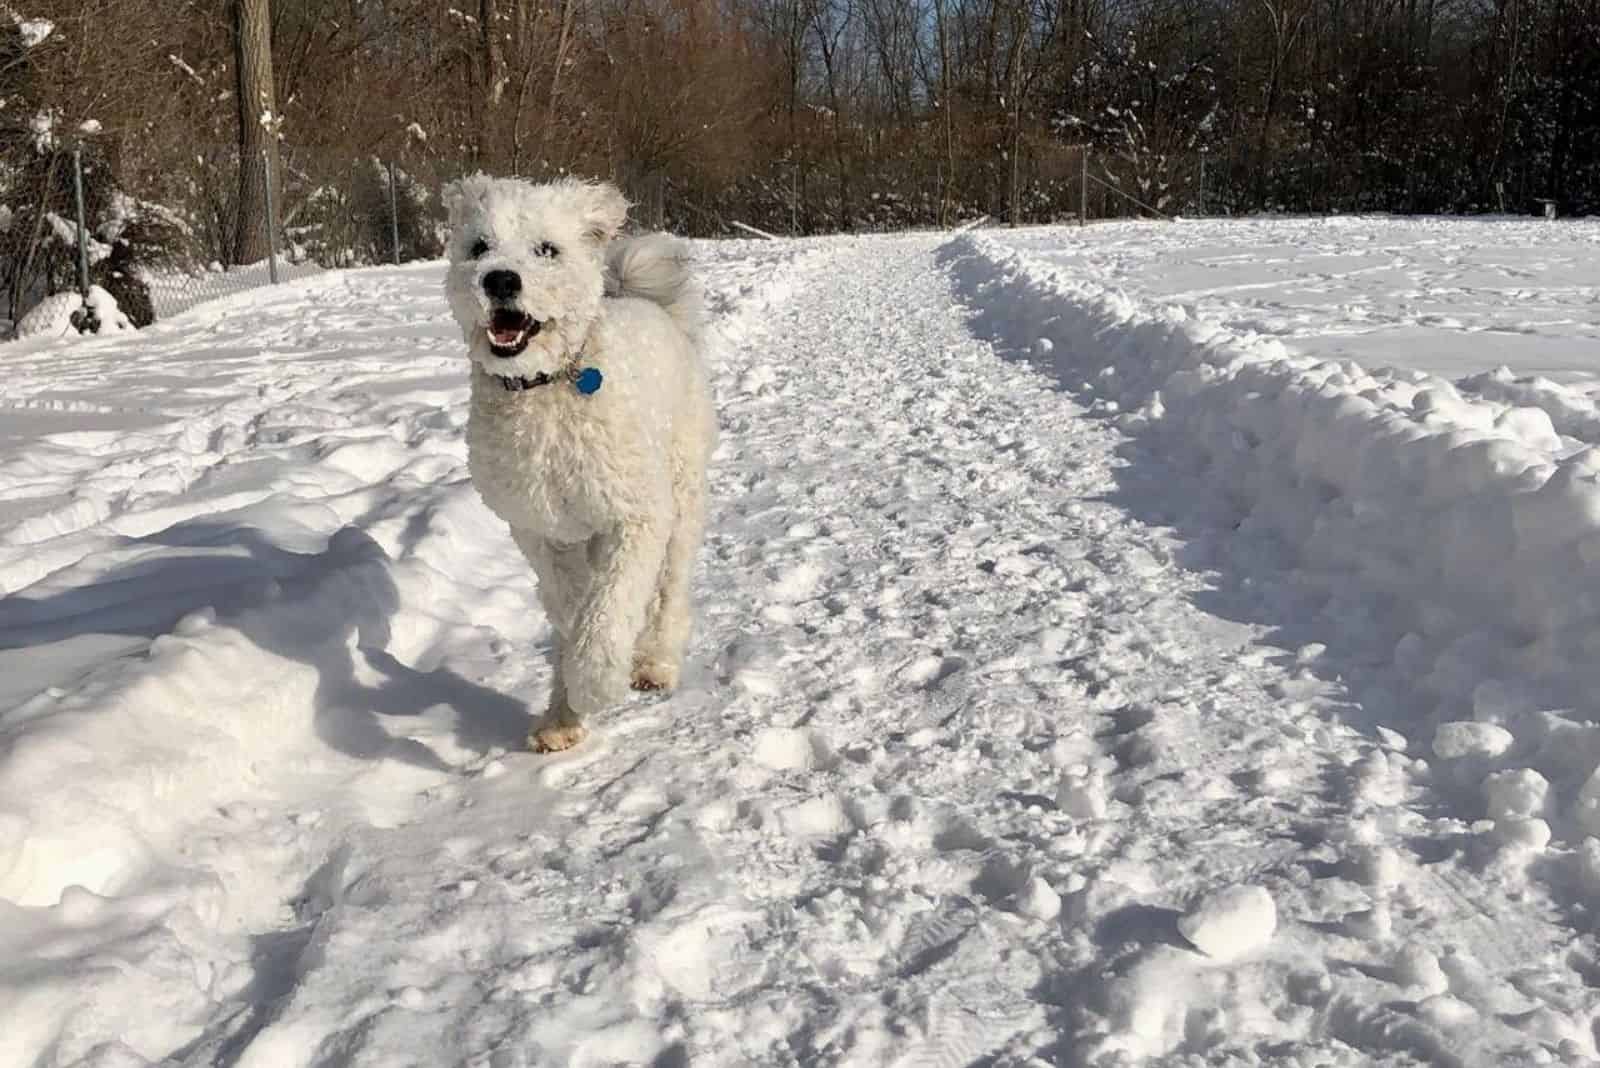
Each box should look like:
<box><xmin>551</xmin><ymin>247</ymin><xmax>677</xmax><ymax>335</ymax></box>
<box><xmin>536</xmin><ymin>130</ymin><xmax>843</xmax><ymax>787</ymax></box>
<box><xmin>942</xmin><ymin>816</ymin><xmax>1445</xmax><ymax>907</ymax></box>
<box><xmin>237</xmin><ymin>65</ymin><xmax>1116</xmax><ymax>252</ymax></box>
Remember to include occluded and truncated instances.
<box><xmin>605</xmin><ymin>233</ymin><xmax>703</xmax><ymax>346</ymax></box>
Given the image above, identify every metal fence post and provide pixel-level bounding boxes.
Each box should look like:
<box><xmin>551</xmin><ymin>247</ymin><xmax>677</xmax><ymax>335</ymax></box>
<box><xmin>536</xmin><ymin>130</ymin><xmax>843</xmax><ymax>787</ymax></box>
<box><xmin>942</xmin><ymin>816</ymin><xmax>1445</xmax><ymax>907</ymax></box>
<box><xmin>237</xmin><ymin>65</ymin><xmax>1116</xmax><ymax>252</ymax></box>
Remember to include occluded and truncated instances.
<box><xmin>1199</xmin><ymin>152</ymin><xmax>1206</xmax><ymax>216</ymax></box>
<box><xmin>72</xmin><ymin>146</ymin><xmax>91</xmax><ymax>301</ymax></box>
<box><xmin>262</xmin><ymin>148</ymin><xmax>279</xmax><ymax>284</ymax></box>
<box><xmin>1080</xmin><ymin>146</ymin><xmax>1088</xmax><ymax>226</ymax></box>
<box><xmin>387</xmin><ymin>159</ymin><xmax>401</xmax><ymax>265</ymax></box>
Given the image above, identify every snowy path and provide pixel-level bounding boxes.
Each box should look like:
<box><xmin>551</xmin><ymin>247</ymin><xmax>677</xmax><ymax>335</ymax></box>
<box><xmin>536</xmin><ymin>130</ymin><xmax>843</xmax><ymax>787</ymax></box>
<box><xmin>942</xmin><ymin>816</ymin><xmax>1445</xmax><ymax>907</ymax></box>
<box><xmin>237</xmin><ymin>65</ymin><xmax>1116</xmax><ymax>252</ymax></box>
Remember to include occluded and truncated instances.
<box><xmin>6</xmin><ymin>232</ymin><xmax>1600</xmax><ymax>1066</ymax></box>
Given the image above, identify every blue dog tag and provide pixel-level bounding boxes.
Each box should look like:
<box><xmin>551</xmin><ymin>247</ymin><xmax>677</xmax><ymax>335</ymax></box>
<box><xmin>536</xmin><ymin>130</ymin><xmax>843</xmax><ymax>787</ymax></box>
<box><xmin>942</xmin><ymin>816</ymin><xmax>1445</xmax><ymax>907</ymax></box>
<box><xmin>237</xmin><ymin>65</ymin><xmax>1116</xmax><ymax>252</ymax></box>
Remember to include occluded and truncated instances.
<box><xmin>574</xmin><ymin>367</ymin><xmax>603</xmax><ymax>395</ymax></box>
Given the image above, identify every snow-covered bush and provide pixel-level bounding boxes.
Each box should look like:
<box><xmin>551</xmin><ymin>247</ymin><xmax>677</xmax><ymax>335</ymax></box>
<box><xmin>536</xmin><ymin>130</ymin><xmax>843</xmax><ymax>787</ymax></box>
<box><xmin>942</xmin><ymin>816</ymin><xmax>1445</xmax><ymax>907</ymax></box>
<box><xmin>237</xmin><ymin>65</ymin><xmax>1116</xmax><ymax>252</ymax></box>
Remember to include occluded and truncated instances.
<box><xmin>13</xmin><ymin>283</ymin><xmax>133</xmax><ymax>339</ymax></box>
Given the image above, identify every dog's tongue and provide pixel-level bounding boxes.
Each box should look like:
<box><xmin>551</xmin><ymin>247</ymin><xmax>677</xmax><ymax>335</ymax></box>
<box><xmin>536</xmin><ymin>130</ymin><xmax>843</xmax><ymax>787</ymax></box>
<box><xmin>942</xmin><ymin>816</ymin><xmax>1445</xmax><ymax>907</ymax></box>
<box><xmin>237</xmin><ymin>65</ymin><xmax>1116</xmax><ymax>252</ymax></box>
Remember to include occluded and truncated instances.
<box><xmin>489</xmin><ymin>309</ymin><xmax>529</xmax><ymax>346</ymax></box>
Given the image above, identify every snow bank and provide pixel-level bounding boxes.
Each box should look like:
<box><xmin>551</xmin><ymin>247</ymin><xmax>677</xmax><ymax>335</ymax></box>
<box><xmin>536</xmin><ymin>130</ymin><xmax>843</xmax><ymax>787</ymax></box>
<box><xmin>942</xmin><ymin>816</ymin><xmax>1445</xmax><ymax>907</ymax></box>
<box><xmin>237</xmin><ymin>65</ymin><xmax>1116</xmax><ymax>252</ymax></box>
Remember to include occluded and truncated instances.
<box><xmin>945</xmin><ymin>231</ymin><xmax>1600</xmax><ymax>844</ymax></box>
<box><xmin>1457</xmin><ymin>365</ymin><xmax>1600</xmax><ymax>445</ymax></box>
<box><xmin>13</xmin><ymin>285</ymin><xmax>134</xmax><ymax>339</ymax></box>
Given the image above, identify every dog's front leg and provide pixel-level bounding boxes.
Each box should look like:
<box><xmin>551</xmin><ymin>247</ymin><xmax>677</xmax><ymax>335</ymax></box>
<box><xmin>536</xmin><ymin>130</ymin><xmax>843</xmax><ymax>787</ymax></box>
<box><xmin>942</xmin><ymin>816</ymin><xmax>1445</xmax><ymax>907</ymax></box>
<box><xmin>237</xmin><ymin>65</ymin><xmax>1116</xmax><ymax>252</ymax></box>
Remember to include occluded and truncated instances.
<box><xmin>517</xmin><ymin>537</ymin><xmax>592</xmax><ymax>754</ymax></box>
<box><xmin>561</xmin><ymin>519</ymin><xmax>669</xmax><ymax>729</ymax></box>
<box><xmin>530</xmin><ymin>657</ymin><xmax>583</xmax><ymax>754</ymax></box>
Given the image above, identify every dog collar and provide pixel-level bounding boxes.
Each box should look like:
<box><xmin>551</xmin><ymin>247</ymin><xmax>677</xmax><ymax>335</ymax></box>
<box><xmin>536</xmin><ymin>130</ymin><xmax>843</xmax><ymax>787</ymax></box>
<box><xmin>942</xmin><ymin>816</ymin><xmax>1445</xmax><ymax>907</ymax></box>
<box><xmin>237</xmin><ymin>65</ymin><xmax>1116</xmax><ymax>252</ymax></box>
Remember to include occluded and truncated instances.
<box><xmin>498</xmin><ymin>365</ymin><xmax>604</xmax><ymax>395</ymax></box>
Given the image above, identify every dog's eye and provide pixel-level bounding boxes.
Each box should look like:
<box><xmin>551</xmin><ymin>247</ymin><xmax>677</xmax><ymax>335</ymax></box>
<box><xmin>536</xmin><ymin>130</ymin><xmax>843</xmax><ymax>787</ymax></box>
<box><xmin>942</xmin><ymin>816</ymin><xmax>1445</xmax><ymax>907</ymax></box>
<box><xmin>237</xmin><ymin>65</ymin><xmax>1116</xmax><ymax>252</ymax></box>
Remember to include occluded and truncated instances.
<box><xmin>469</xmin><ymin>238</ymin><xmax>490</xmax><ymax>258</ymax></box>
<box><xmin>536</xmin><ymin>241</ymin><xmax>560</xmax><ymax>258</ymax></box>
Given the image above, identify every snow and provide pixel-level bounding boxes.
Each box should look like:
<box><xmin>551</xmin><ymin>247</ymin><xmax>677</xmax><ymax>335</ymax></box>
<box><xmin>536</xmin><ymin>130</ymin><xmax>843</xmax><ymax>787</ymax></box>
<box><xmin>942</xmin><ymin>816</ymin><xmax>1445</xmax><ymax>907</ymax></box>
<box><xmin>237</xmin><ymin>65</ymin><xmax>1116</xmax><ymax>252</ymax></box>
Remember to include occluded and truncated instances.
<box><xmin>8</xmin><ymin>8</ymin><xmax>52</xmax><ymax>47</ymax></box>
<box><xmin>44</xmin><ymin>211</ymin><xmax>112</xmax><ymax>262</ymax></box>
<box><xmin>12</xmin><ymin>284</ymin><xmax>132</xmax><ymax>339</ymax></box>
<box><xmin>1432</xmin><ymin>721</ymin><xmax>1514</xmax><ymax>759</ymax></box>
<box><xmin>4</xmin><ymin>220</ymin><xmax>1600</xmax><ymax>1065</ymax></box>
<box><xmin>28</xmin><ymin>107</ymin><xmax>55</xmax><ymax>152</ymax></box>
<box><xmin>991</xmin><ymin>216</ymin><xmax>1600</xmax><ymax>380</ymax></box>
<box><xmin>1176</xmin><ymin>884</ymin><xmax>1277</xmax><ymax>961</ymax></box>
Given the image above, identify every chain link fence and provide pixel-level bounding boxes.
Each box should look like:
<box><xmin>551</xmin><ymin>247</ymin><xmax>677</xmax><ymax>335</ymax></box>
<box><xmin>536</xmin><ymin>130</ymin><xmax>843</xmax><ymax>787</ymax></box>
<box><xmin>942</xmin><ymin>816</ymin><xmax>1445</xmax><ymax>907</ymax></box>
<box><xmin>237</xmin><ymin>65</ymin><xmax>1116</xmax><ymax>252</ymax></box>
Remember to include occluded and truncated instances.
<box><xmin>0</xmin><ymin>137</ymin><xmax>447</xmax><ymax>342</ymax></box>
<box><xmin>1</xmin><ymin>130</ymin><xmax>1221</xmax><ymax>344</ymax></box>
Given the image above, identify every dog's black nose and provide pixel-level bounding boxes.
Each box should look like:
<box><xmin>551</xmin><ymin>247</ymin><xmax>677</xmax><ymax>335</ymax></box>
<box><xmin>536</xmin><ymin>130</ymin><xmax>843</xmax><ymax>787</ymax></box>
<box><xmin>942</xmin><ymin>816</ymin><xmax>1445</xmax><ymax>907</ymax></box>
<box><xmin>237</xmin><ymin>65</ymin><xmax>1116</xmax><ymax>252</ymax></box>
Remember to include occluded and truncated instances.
<box><xmin>483</xmin><ymin>270</ymin><xmax>521</xmax><ymax>301</ymax></box>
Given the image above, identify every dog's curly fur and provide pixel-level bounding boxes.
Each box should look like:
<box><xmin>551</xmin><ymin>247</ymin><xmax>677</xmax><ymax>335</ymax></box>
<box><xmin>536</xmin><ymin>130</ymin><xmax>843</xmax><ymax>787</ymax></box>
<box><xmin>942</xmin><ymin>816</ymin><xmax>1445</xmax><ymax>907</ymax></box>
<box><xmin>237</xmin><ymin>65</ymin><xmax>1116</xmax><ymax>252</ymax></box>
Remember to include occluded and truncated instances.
<box><xmin>443</xmin><ymin>175</ymin><xmax>715</xmax><ymax>752</ymax></box>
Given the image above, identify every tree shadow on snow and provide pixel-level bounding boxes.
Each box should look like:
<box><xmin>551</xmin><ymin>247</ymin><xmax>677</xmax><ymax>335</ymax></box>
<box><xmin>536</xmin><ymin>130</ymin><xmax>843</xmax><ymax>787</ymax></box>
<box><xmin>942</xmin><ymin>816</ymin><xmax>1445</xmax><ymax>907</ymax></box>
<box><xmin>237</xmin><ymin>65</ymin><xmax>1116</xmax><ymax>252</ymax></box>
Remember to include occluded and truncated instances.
<box><xmin>0</xmin><ymin>518</ymin><xmax>530</xmax><ymax>768</ymax></box>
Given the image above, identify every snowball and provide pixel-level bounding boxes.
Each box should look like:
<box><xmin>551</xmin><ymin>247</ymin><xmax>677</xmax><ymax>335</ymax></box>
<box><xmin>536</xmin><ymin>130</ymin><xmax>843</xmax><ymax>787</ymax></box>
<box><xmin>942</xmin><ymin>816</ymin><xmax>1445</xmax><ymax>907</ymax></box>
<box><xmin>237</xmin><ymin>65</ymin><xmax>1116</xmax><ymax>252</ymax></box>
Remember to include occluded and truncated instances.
<box><xmin>1375</xmin><ymin>726</ymin><xmax>1408</xmax><ymax>751</ymax></box>
<box><xmin>1482</xmin><ymin>768</ymin><xmax>1548</xmax><ymax>821</ymax></box>
<box><xmin>1347</xmin><ymin>844</ymin><xmax>1402</xmax><ymax>891</ymax></box>
<box><xmin>1177</xmin><ymin>884</ymin><xmax>1277</xmax><ymax>961</ymax></box>
<box><xmin>1057</xmin><ymin>765</ymin><xmax>1108</xmax><ymax>819</ymax></box>
<box><xmin>1492</xmin><ymin>817</ymin><xmax>1551</xmax><ymax>853</ymax></box>
<box><xmin>1494</xmin><ymin>406</ymin><xmax>1560</xmax><ymax>452</ymax></box>
<box><xmin>1393</xmin><ymin>632</ymin><xmax>1428</xmax><ymax>673</ymax></box>
<box><xmin>1471</xmin><ymin>679</ymin><xmax>1531</xmax><ymax>725</ymax></box>
<box><xmin>1574</xmin><ymin>769</ymin><xmax>1600</xmax><ymax>835</ymax></box>
<box><xmin>1343</xmin><ymin>901</ymin><xmax>1392</xmax><ymax>941</ymax></box>
<box><xmin>56</xmin><ymin>884</ymin><xmax>109</xmax><ymax>925</ymax></box>
<box><xmin>1581</xmin><ymin>838</ymin><xmax>1600</xmax><ymax>895</ymax></box>
<box><xmin>1432</xmin><ymin>721</ymin><xmax>1513</xmax><ymax>760</ymax></box>
<box><xmin>1015</xmin><ymin>876</ymin><xmax>1061</xmax><ymax>922</ymax></box>
<box><xmin>174</xmin><ymin>607</ymin><xmax>217</xmax><ymax>636</ymax></box>
<box><xmin>1416</xmin><ymin>993</ymin><xmax>1478</xmax><ymax>1028</ymax></box>
<box><xmin>1394</xmin><ymin>944</ymin><xmax>1448</xmax><ymax>995</ymax></box>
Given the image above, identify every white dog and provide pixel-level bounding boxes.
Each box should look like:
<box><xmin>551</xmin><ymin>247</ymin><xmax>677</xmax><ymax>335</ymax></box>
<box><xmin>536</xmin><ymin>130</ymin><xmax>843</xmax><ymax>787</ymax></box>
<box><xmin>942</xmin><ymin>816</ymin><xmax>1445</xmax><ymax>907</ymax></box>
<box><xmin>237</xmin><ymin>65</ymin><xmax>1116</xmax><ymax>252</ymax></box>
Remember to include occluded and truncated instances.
<box><xmin>442</xmin><ymin>175</ymin><xmax>715</xmax><ymax>753</ymax></box>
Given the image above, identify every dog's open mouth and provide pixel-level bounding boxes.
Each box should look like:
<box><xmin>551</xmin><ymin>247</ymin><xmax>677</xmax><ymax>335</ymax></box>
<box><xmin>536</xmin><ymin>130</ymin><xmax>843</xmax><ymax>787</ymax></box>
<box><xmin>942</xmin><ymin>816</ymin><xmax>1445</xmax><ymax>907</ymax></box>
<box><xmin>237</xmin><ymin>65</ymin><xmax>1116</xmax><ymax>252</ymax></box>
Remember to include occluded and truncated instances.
<box><xmin>486</xmin><ymin>309</ymin><xmax>541</xmax><ymax>357</ymax></box>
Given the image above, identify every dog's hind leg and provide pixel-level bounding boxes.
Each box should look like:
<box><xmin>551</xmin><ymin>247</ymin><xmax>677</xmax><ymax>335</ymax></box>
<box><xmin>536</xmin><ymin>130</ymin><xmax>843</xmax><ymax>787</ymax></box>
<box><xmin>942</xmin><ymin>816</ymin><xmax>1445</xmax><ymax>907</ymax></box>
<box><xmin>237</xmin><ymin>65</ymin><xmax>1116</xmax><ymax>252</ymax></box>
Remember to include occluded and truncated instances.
<box><xmin>632</xmin><ymin>479</ymin><xmax>706</xmax><ymax>693</ymax></box>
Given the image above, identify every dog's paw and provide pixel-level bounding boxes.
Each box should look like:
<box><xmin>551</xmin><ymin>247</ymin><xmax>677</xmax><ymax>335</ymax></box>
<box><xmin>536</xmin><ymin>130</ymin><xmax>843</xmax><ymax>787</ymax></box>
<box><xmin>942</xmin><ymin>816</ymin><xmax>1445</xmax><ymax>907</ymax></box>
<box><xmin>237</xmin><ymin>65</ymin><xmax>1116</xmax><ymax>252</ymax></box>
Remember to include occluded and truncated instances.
<box><xmin>631</xmin><ymin>658</ymin><xmax>679</xmax><ymax>692</ymax></box>
<box><xmin>529</xmin><ymin>722</ymin><xmax>588</xmax><ymax>753</ymax></box>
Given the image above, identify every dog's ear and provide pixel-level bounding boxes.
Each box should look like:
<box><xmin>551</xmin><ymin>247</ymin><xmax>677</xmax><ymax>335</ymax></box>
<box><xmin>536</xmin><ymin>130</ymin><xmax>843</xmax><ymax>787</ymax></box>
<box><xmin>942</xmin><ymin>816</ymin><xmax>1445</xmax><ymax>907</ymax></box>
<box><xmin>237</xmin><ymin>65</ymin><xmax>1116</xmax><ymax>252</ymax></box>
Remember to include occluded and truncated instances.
<box><xmin>577</xmin><ymin>180</ymin><xmax>630</xmax><ymax>245</ymax></box>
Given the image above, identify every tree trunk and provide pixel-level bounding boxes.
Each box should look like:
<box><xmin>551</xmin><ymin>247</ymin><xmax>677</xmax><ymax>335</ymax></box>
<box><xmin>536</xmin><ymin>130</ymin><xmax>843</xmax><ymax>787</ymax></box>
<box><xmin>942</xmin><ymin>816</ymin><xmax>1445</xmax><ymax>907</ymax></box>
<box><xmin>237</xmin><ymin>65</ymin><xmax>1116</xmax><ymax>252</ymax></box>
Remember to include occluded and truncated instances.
<box><xmin>1006</xmin><ymin>0</ymin><xmax>1025</xmax><ymax>226</ymax></box>
<box><xmin>935</xmin><ymin>0</ymin><xmax>955</xmax><ymax>226</ymax></box>
<box><xmin>480</xmin><ymin>0</ymin><xmax>505</xmax><ymax>126</ymax></box>
<box><xmin>232</xmin><ymin>0</ymin><xmax>280</xmax><ymax>266</ymax></box>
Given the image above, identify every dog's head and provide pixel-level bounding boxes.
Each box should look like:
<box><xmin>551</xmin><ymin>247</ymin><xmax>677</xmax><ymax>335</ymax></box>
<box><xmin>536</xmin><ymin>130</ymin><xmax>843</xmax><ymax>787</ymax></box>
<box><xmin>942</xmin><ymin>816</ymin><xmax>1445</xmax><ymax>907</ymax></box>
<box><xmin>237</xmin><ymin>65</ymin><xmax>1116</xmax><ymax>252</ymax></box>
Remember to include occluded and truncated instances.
<box><xmin>442</xmin><ymin>174</ymin><xmax>629</xmax><ymax>382</ymax></box>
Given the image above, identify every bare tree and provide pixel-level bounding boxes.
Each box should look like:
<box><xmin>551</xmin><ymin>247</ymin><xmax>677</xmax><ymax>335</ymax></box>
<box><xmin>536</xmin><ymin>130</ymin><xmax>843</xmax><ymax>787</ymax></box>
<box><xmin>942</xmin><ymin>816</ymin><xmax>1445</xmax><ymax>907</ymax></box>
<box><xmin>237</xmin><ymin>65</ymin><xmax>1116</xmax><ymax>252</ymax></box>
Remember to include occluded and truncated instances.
<box><xmin>232</xmin><ymin>0</ymin><xmax>280</xmax><ymax>264</ymax></box>
<box><xmin>4</xmin><ymin>0</ymin><xmax>1598</xmax><ymax>287</ymax></box>
<box><xmin>1251</xmin><ymin>0</ymin><xmax>1310</xmax><ymax>206</ymax></box>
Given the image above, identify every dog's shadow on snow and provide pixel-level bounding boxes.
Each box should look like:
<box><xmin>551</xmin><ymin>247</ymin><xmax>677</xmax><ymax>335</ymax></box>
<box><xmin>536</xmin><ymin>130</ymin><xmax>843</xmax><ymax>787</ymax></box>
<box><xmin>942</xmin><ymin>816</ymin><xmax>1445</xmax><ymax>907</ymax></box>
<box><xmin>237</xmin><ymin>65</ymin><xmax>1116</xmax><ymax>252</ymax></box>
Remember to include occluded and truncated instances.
<box><xmin>0</xmin><ymin>519</ymin><xmax>529</xmax><ymax>770</ymax></box>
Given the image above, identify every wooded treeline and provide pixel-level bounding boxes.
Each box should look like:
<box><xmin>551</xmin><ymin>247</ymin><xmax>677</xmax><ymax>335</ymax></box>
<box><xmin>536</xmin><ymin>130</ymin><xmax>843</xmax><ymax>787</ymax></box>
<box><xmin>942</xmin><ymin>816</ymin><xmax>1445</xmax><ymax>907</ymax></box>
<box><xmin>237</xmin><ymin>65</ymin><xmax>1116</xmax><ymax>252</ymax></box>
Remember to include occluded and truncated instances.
<box><xmin>2</xmin><ymin>0</ymin><xmax>1596</xmax><ymax>269</ymax></box>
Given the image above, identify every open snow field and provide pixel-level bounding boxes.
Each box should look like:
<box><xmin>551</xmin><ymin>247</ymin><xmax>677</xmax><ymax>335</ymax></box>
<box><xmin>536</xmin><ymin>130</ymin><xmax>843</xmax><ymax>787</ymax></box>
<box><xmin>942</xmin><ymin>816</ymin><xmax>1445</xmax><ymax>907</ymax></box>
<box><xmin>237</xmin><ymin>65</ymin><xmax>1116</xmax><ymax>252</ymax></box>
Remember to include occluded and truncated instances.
<box><xmin>5</xmin><ymin>217</ymin><xmax>1600</xmax><ymax>1066</ymax></box>
<box><xmin>993</xmin><ymin>216</ymin><xmax>1600</xmax><ymax>381</ymax></box>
